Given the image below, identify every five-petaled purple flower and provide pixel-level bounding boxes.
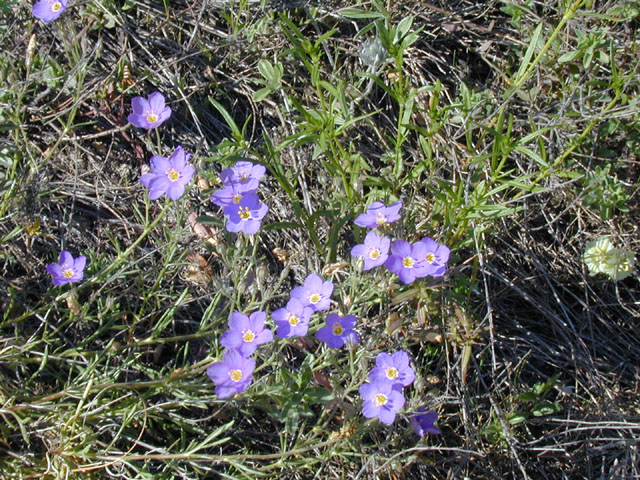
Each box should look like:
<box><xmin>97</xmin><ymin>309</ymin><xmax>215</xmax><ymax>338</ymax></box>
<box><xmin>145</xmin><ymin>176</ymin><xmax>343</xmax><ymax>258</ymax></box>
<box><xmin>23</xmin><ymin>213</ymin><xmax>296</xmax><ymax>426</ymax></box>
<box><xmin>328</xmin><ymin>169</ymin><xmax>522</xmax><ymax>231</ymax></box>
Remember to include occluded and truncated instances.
<box><xmin>210</xmin><ymin>182</ymin><xmax>256</xmax><ymax>209</ymax></box>
<box><xmin>46</xmin><ymin>251</ymin><xmax>86</xmax><ymax>286</ymax></box>
<box><xmin>351</xmin><ymin>231</ymin><xmax>390</xmax><ymax>270</ymax></box>
<box><xmin>369</xmin><ymin>351</ymin><xmax>415</xmax><ymax>387</ymax></box>
<box><xmin>272</xmin><ymin>298</ymin><xmax>313</xmax><ymax>338</ymax></box>
<box><xmin>139</xmin><ymin>146</ymin><xmax>195</xmax><ymax>201</ymax></box>
<box><xmin>384</xmin><ymin>240</ymin><xmax>429</xmax><ymax>284</ymax></box>
<box><xmin>354</xmin><ymin>201</ymin><xmax>402</xmax><ymax>229</ymax></box>
<box><xmin>223</xmin><ymin>193</ymin><xmax>269</xmax><ymax>234</ymax></box>
<box><xmin>290</xmin><ymin>274</ymin><xmax>333</xmax><ymax>312</ymax></box>
<box><xmin>33</xmin><ymin>0</ymin><xmax>67</xmax><ymax>22</ymax></box>
<box><xmin>128</xmin><ymin>92</ymin><xmax>172</xmax><ymax>130</ymax></box>
<box><xmin>220</xmin><ymin>311</ymin><xmax>273</xmax><ymax>357</ymax></box>
<box><xmin>221</xmin><ymin>161</ymin><xmax>266</xmax><ymax>190</ymax></box>
<box><xmin>417</xmin><ymin>237</ymin><xmax>450</xmax><ymax>277</ymax></box>
<box><xmin>206</xmin><ymin>349</ymin><xmax>256</xmax><ymax>399</ymax></box>
<box><xmin>359</xmin><ymin>379</ymin><xmax>405</xmax><ymax>425</ymax></box>
<box><xmin>316</xmin><ymin>313</ymin><xmax>359</xmax><ymax>349</ymax></box>
<box><xmin>410</xmin><ymin>407</ymin><xmax>441</xmax><ymax>436</ymax></box>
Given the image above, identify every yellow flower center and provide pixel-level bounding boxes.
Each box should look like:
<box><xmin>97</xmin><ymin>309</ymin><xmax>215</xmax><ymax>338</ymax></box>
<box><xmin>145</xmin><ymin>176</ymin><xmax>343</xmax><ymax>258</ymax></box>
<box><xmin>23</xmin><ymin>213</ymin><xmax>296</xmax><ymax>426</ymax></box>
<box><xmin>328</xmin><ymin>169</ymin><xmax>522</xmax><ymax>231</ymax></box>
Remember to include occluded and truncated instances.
<box><xmin>239</xmin><ymin>170</ymin><xmax>248</xmax><ymax>181</ymax></box>
<box><xmin>331</xmin><ymin>322</ymin><xmax>344</xmax><ymax>336</ymax></box>
<box><xmin>385</xmin><ymin>367</ymin><xmax>399</xmax><ymax>379</ymax></box>
<box><xmin>374</xmin><ymin>393</ymin><xmax>388</xmax><ymax>407</ymax></box>
<box><xmin>402</xmin><ymin>256</ymin><xmax>414</xmax><ymax>268</ymax></box>
<box><xmin>309</xmin><ymin>292</ymin><xmax>321</xmax><ymax>304</ymax></box>
<box><xmin>426</xmin><ymin>253</ymin><xmax>435</xmax><ymax>264</ymax></box>
<box><xmin>233</xmin><ymin>194</ymin><xmax>242</xmax><ymax>203</ymax></box>
<box><xmin>145</xmin><ymin>113</ymin><xmax>158</xmax><ymax>124</ymax></box>
<box><xmin>242</xmin><ymin>329</ymin><xmax>255</xmax><ymax>343</ymax></box>
<box><xmin>52</xmin><ymin>1</ymin><xmax>62</xmax><ymax>12</ymax></box>
<box><xmin>375</xmin><ymin>213</ymin><xmax>387</xmax><ymax>225</ymax></box>
<box><xmin>368</xmin><ymin>247</ymin><xmax>380</xmax><ymax>259</ymax></box>
<box><xmin>166</xmin><ymin>168</ymin><xmax>179</xmax><ymax>182</ymax></box>
<box><xmin>287</xmin><ymin>313</ymin><xmax>300</xmax><ymax>326</ymax></box>
<box><xmin>63</xmin><ymin>268</ymin><xmax>74</xmax><ymax>278</ymax></box>
<box><xmin>238</xmin><ymin>206</ymin><xmax>251</xmax><ymax>220</ymax></box>
<box><xmin>228</xmin><ymin>369</ymin><xmax>243</xmax><ymax>382</ymax></box>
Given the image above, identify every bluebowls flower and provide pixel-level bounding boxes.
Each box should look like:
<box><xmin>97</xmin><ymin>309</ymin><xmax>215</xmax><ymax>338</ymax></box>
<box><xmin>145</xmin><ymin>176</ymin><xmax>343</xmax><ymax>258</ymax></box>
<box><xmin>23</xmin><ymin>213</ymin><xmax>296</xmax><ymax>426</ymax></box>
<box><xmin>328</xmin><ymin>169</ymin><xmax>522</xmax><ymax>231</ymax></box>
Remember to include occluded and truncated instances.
<box><xmin>33</xmin><ymin>0</ymin><xmax>68</xmax><ymax>23</ymax></box>
<box><xmin>128</xmin><ymin>92</ymin><xmax>172</xmax><ymax>130</ymax></box>
<box><xmin>316</xmin><ymin>313</ymin><xmax>359</xmax><ymax>349</ymax></box>
<box><xmin>46</xmin><ymin>251</ymin><xmax>86</xmax><ymax>286</ymax></box>
<box><xmin>206</xmin><ymin>349</ymin><xmax>256</xmax><ymax>399</ymax></box>
<box><xmin>139</xmin><ymin>146</ymin><xmax>195</xmax><ymax>201</ymax></box>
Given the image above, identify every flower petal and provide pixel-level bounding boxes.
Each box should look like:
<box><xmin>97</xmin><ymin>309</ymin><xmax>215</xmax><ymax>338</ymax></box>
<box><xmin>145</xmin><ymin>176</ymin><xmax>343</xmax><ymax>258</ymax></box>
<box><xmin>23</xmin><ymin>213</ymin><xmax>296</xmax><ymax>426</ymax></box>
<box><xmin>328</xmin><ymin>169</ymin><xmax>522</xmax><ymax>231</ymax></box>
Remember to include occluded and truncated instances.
<box><xmin>149</xmin><ymin>155</ymin><xmax>170</xmax><ymax>173</ymax></box>
<box><xmin>131</xmin><ymin>97</ymin><xmax>149</xmax><ymax>115</ymax></box>
<box><xmin>170</xmin><ymin>146</ymin><xmax>186</xmax><ymax>170</ymax></box>
<box><xmin>228</xmin><ymin>312</ymin><xmax>249</xmax><ymax>330</ymax></box>
<box><xmin>148</xmin><ymin>92</ymin><xmax>166</xmax><ymax>112</ymax></box>
<box><xmin>166</xmin><ymin>181</ymin><xmax>185</xmax><ymax>201</ymax></box>
<box><xmin>73</xmin><ymin>255</ymin><xmax>87</xmax><ymax>272</ymax></box>
<box><xmin>46</xmin><ymin>264</ymin><xmax>62</xmax><ymax>277</ymax></box>
<box><xmin>139</xmin><ymin>173</ymin><xmax>156</xmax><ymax>188</ymax></box>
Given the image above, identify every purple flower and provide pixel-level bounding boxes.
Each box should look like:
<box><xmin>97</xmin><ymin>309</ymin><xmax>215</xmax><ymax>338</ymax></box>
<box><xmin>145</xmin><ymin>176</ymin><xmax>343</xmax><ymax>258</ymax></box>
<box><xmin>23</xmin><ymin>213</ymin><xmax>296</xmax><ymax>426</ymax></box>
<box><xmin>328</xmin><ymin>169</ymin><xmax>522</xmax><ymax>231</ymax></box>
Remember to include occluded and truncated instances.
<box><xmin>139</xmin><ymin>146</ymin><xmax>195</xmax><ymax>201</ymax></box>
<box><xmin>369</xmin><ymin>351</ymin><xmax>415</xmax><ymax>387</ymax></box>
<box><xmin>290</xmin><ymin>274</ymin><xmax>333</xmax><ymax>312</ymax></box>
<box><xmin>417</xmin><ymin>237</ymin><xmax>450</xmax><ymax>277</ymax></box>
<box><xmin>33</xmin><ymin>0</ymin><xmax>67</xmax><ymax>22</ymax></box>
<box><xmin>46</xmin><ymin>251</ymin><xmax>86</xmax><ymax>286</ymax></box>
<box><xmin>384</xmin><ymin>240</ymin><xmax>429</xmax><ymax>284</ymax></box>
<box><xmin>219</xmin><ymin>311</ymin><xmax>273</xmax><ymax>357</ymax></box>
<box><xmin>220</xmin><ymin>161</ymin><xmax>266</xmax><ymax>190</ymax></box>
<box><xmin>354</xmin><ymin>201</ymin><xmax>402</xmax><ymax>228</ymax></box>
<box><xmin>206</xmin><ymin>349</ymin><xmax>256</xmax><ymax>399</ymax></box>
<box><xmin>359</xmin><ymin>380</ymin><xmax>405</xmax><ymax>425</ymax></box>
<box><xmin>316</xmin><ymin>313</ymin><xmax>359</xmax><ymax>348</ymax></box>
<box><xmin>410</xmin><ymin>407</ymin><xmax>441</xmax><ymax>436</ymax></box>
<box><xmin>127</xmin><ymin>92</ymin><xmax>172</xmax><ymax>130</ymax></box>
<box><xmin>351</xmin><ymin>231</ymin><xmax>390</xmax><ymax>270</ymax></box>
<box><xmin>272</xmin><ymin>298</ymin><xmax>313</xmax><ymax>338</ymax></box>
<box><xmin>223</xmin><ymin>193</ymin><xmax>269</xmax><ymax>234</ymax></box>
<box><xmin>210</xmin><ymin>182</ymin><xmax>256</xmax><ymax>209</ymax></box>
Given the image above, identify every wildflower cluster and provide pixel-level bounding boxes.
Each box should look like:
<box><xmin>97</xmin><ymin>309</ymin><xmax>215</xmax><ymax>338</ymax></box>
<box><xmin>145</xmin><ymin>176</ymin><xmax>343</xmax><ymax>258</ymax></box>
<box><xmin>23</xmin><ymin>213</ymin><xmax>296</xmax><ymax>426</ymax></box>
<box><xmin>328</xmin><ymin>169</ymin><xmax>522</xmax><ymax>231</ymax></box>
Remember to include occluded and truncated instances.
<box><xmin>207</xmin><ymin>311</ymin><xmax>273</xmax><ymax>398</ymax></box>
<box><xmin>37</xmin><ymin>7</ymin><xmax>442</xmax><ymax>442</ymax></box>
<box><xmin>128</xmin><ymin>92</ymin><xmax>196</xmax><ymax>202</ymax></box>
<box><xmin>273</xmin><ymin>273</ymin><xmax>360</xmax><ymax>349</ymax></box>
<box><xmin>584</xmin><ymin>237</ymin><xmax>635</xmax><ymax>281</ymax></box>
<box><xmin>351</xmin><ymin>201</ymin><xmax>450</xmax><ymax>284</ymax></box>
<box><xmin>359</xmin><ymin>351</ymin><xmax>440</xmax><ymax>433</ymax></box>
<box><xmin>207</xmin><ymin>272</ymin><xmax>359</xmax><ymax>399</ymax></box>
<box><xmin>359</xmin><ymin>351</ymin><xmax>414</xmax><ymax>424</ymax></box>
<box><xmin>210</xmin><ymin>161</ymin><xmax>269</xmax><ymax>234</ymax></box>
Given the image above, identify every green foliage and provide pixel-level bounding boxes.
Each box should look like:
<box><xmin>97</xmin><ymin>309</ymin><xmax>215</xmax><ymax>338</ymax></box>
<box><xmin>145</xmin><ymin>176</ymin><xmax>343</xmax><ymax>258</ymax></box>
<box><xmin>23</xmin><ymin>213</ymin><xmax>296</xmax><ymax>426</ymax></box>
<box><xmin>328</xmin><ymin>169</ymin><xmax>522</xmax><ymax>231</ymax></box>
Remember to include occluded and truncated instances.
<box><xmin>581</xmin><ymin>164</ymin><xmax>630</xmax><ymax>220</ymax></box>
<box><xmin>2</xmin><ymin>1</ymin><xmax>639</xmax><ymax>477</ymax></box>
<box><xmin>558</xmin><ymin>29</ymin><xmax>610</xmax><ymax>68</ymax></box>
<box><xmin>253</xmin><ymin>59</ymin><xmax>283</xmax><ymax>102</ymax></box>
<box><xmin>508</xmin><ymin>374</ymin><xmax>563</xmax><ymax>425</ymax></box>
<box><xmin>485</xmin><ymin>374</ymin><xmax>563</xmax><ymax>446</ymax></box>
<box><xmin>500</xmin><ymin>0</ymin><xmax>534</xmax><ymax>29</ymax></box>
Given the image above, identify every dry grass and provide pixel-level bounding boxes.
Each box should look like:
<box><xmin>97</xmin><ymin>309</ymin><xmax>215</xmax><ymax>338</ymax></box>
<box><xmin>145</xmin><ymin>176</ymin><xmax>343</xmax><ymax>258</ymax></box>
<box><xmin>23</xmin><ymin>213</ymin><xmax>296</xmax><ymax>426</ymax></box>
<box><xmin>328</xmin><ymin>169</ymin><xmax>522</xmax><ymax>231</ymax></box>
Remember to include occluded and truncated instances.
<box><xmin>1</xmin><ymin>0</ymin><xmax>639</xmax><ymax>478</ymax></box>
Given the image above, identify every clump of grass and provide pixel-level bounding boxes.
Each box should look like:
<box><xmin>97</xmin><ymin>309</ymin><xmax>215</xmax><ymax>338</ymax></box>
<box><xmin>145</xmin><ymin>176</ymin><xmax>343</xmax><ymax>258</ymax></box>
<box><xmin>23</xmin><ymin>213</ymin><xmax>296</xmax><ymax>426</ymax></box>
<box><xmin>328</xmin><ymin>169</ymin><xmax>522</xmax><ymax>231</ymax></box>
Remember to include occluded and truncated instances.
<box><xmin>1</xmin><ymin>0</ymin><xmax>639</xmax><ymax>478</ymax></box>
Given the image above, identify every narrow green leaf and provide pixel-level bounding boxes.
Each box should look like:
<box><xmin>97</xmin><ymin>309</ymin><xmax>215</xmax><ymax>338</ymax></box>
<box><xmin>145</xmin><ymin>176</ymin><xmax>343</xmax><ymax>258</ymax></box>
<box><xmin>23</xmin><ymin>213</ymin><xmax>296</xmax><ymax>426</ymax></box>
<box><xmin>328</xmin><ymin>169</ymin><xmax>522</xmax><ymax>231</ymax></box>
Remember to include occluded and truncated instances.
<box><xmin>515</xmin><ymin>22</ymin><xmax>543</xmax><ymax>82</ymax></box>
<box><xmin>338</xmin><ymin>8</ymin><xmax>385</xmax><ymax>19</ymax></box>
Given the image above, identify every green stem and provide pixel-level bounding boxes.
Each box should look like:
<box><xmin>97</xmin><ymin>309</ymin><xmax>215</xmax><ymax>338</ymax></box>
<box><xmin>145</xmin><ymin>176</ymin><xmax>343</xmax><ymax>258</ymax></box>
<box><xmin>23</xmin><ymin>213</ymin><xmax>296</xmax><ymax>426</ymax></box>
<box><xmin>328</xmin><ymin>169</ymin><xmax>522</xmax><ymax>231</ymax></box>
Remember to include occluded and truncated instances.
<box><xmin>506</xmin><ymin>0</ymin><xmax>585</xmax><ymax>99</ymax></box>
